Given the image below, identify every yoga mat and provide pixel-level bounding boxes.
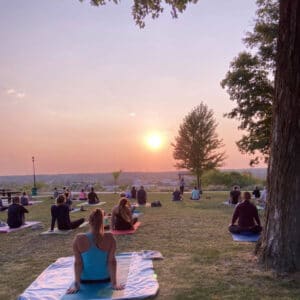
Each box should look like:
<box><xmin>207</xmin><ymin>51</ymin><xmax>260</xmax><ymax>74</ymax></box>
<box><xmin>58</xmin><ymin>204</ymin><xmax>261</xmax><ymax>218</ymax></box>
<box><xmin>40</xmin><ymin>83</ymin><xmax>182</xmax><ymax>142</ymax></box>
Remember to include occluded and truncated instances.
<box><xmin>132</xmin><ymin>203</ymin><xmax>151</xmax><ymax>208</ymax></box>
<box><xmin>76</xmin><ymin>202</ymin><xmax>106</xmax><ymax>207</ymax></box>
<box><xmin>0</xmin><ymin>221</ymin><xmax>41</xmax><ymax>233</ymax></box>
<box><xmin>132</xmin><ymin>212</ymin><xmax>143</xmax><ymax>218</ymax></box>
<box><xmin>70</xmin><ymin>208</ymin><xmax>81</xmax><ymax>213</ymax></box>
<box><xmin>19</xmin><ymin>252</ymin><xmax>159</xmax><ymax>300</ymax></box>
<box><xmin>110</xmin><ymin>222</ymin><xmax>141</xmax><ymax>235</ymax></box>
<box><xmin>231</xmin><ymin>232</ymin><xmax>261</xmax><ymax>242</ymax></box>
<box><xmin>28</xmin><ymin>201</ymin><xmax>43</xmax><ymax>205</ymax></box>
<box><xmin>41</xmin><ymin>222</ymin><xmax>88</xmax><ymax>235</ymax></box>
<box><xmin>256</xmin><ymin>205</ymin><xmax>265</xmax><ymax>210</ymax></box>
<box><xmin>222</xmin><ymin>201</ymin><xmax>236</xmax><ymax>207</ymax></box>
<box><xmin>41</xmin><ymin>229</ymin><xmax>72</xmax><ymax>235</ymax></box>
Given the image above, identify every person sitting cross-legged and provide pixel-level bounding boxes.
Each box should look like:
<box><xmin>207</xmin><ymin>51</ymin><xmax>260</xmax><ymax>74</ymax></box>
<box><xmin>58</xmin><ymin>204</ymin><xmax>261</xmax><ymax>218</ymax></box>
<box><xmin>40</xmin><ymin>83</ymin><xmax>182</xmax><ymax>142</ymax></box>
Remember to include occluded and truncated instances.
<box><xmin>190</xmin><ymin>187</ymin><xmax>200</xmax><ymax>200</ymax></box>
<box><xmin>20</xmin><ymin>191</ymin><xmax>29</xmax><ymax>206</ymax></box>
<box><xmin>7</xmin><ymin>196</ymin><xmax>28</xmax><ymax>228</ymax></box>
<box><xmin>67</xmin><ymin>208</ymin><xmax>123</xmax><ymax>294</ymax></box>
<box><xmin>137</xmin><ymin>186</ymin><xmax>147</xmax><ymax>205</ymax></box>
<box><xmin>228</xmin><ymin>191</ymin><xmax>262</xmax><ymax>234</ymax></box>
<box><xmin>88</xmin><ymin>187</ymin><xmax>100</xmax><ymax>204</ymax></box>
<box><xmin>78</xmin><ymin>189</ymin><xmax>87</xmax><ymax>201</ymax></box>
<box><xmin>172</xmin><ymin>188</ymin><xmax>182</xmax><ymax>201</ymax></box>
<box><xmin>50</xmin><ymin>195</ymin><xmax>84</xmax><ymax>231</ymax></box>
<box><xmin>111</xmin><ymin>198</ymin><xmax>138</xmax><ymax>231</ymax></box>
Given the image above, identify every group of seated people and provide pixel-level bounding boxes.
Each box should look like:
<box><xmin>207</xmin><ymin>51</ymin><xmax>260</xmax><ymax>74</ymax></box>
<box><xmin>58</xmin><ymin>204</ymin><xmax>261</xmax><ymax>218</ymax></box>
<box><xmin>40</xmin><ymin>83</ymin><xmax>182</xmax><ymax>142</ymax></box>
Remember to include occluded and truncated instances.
<box><xmin>3</xmin><ymin>186</ymin><xmax>264</xmax><ymax>295</ymax></box>
<box><xmin>50</xmin><ymin>191</ymin><xmax>139</xmax><ymax>232</ymax></box>
<box><xmin>229</xmin><ymin>186</ymin><xmax>267</xmax><ymax>207</ymax></box>
<box><xmin>172</xmin><ymin>186</ymin><xmax>201</xmax><ymax>201</ymax></box>
<box><xmin>65</xmin><ymin>189</ymin><xmax>263</xmax><ymax>295</ymax></box>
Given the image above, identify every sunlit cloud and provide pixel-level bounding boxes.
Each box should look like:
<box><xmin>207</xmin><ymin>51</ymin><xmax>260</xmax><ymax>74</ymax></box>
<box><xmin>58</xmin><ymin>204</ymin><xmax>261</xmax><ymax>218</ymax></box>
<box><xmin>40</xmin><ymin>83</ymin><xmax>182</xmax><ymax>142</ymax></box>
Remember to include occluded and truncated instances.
<box><xmin>6</xmin><ymin>88</ymin><xmax>16</xmax><ymax>95</ymax></box>
<box><xmin>16</xmin><ymin>92</ymin><xmax>25</xmax><ymax>98</ymax></box>
<box><xmin>5</xmin><ymin>88</ymin><xmax>26</xmax><ymax>99</ymax></box>
<box><xmin>129</xmin><ymin>112</ymin><xmax>136</xmax><ymax>117</ymax></box>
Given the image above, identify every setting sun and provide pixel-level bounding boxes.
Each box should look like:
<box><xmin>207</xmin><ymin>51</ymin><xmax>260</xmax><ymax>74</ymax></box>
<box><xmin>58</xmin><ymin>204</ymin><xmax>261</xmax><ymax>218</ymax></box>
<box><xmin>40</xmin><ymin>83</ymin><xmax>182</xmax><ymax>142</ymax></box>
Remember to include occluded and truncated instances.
<box><xmin>146</xmin><ymin>134</ymin><xmax>163</xmax><ymax>150</ymax></box>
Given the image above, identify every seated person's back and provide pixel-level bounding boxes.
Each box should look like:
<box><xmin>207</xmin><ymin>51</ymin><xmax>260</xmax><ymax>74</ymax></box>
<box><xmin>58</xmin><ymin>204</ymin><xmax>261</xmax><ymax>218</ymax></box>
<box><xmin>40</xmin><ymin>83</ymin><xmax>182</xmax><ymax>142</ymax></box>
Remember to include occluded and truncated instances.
<box><xmin>230</xmin><ymin>187</ymin><xmax>241</xmax><ymax>204</ymax></box>
<box><xmin>20</xmin><ymin>192</ymin><xmax>29</xmax><ymax>206</ymax></box>
<box><xmin>79</xmin><ymin>189</ymin><xmax>87</xmax><ymax>200</ymax></box>
<box><xmin>229</xmin><ymin>192</ymin><xmax>262</xmax><ymax>234</ymax></box>
<box><xmin>67</xmin><ymin>209</ymin><xmax>122</xmax><ymax>293</ymax></box>
<box><xmin>191</xmin><ymin>187</ymin><xmax>200</xmax><ymax>200</ymax></box>
<box><xmin>111</xmin><ymin>198</ymin><xmax>137</xmax><ymax>230</ymax></box>
<box><xmin>252</xmin><ymin>187</ymin><xmax>261</xmax><ymax>199</ymax></box>
<box><xmin>172</xmin><ymin>189</ymin><xmax>182</xmax><ymax>201</ymax></box>
<box><xmin>7</xmin><ymin>197</ymin><xmax>28</xmax><ymax>228</ymax></box>
<box><xmin>51</xmin><ymin>195</ymin><xmax>84</xmax><ymax>231</ymax></box>
<box><xmin>88</xmin><ymin>188</ymin><xmax>99</xmax><ymax>204</ymax></box>
<box><xmin>137</xmin><ymin>186</ymin><xmax>147</xmax><ymax>205</ymax></box>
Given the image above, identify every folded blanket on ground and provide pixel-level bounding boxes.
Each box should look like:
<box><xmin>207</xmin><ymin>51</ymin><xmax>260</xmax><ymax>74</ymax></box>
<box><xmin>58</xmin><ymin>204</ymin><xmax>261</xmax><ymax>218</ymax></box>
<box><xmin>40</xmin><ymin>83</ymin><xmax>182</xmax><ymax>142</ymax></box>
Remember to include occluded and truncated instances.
<box><xmin>0</xmin><ymin>221</ymin><xmax>41</xmax><ymax>233</ymax></box>
<box><xmin>110</xmin><ymin>222</ymin><xmax>141</xmax><ymax>235</ymax></box>
<box><xmin>76</xmin><ymin>202</ymin><xmax>106</xmax><ymax>207</ymax></box>
<box><xmin>18</xmin><ymin>252</ymin><xmax>159</xmax><ymax>300</ymax></box>
<box><xmin>231</xmin><ymin>232</ymin><xmax>261</xmax><ymax>242</ymax></box>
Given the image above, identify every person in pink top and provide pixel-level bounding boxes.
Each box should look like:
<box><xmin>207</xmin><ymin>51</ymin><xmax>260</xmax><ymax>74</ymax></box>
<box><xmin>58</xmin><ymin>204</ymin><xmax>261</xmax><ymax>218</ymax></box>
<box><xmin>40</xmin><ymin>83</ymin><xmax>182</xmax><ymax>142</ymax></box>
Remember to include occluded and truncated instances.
<box><xmin>78</xmin><ymin>189</ymin><xmax>87</xmax><ymax>201</ymax></box>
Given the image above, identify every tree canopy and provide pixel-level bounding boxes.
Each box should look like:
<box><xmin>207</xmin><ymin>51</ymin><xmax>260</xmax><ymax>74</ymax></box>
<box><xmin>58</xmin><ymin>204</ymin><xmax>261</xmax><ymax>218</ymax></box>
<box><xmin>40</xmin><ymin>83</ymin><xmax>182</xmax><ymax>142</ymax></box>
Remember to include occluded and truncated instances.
<box><xmin>172</xmin><ymin>103</ymin><xmax>225</xmax><ymax>188</ymax></box>
<box><xmin>80</xmin><ymin>0</ymin><xmax>198</xmax><ymax>28</ymax></box>
<box><xmin>221</xmin><ymin>0</ymin><xmax>278</xmax><ymax>165</ymax></box>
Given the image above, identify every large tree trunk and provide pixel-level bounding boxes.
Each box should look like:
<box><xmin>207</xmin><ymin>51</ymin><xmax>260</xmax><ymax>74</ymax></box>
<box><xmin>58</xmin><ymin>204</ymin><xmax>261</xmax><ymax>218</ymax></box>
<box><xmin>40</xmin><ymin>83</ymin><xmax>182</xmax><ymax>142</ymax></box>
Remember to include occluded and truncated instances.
<box><xmin>258</xmin><ymin>0</ymin><xmax>300</xmax><ymax>272</ymax></box>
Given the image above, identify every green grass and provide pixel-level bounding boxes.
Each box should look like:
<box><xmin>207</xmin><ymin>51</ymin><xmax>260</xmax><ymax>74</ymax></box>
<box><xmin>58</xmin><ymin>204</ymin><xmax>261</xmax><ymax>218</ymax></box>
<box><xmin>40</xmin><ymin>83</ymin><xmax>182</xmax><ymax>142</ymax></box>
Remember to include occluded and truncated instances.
<box><xmin>0</xmin><ymin>192</ymin><xmax>299</xmax><ymax>300</ymax></box>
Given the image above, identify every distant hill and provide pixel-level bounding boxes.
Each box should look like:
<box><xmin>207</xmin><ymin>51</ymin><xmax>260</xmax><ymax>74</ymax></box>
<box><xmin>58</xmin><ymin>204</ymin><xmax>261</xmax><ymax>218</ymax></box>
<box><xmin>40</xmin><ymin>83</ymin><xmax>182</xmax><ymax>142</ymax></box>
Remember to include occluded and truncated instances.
<box><xmin>0</xmin><ymin>168</ymin><xmax>267</xmax><ymax>186</ymax></box>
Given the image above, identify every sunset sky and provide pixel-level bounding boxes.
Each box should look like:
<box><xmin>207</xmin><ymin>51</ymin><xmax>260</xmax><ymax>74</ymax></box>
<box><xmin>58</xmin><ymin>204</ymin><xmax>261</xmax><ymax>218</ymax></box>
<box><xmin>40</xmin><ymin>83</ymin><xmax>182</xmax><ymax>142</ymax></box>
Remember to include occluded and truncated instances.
<box><xmin>0</xmin><ymin>0</ymin><xmax>263</xmax><ymax>176</ymax></box>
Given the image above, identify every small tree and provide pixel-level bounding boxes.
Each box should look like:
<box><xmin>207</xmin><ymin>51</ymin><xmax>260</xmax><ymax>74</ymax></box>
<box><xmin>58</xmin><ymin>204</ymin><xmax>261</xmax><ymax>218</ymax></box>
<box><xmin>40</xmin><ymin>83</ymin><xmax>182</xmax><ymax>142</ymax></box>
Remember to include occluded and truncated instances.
<box><xmin>172</xmin><ymin>103</ymin><xmax>225</xmax><ymax>188</ymax></box>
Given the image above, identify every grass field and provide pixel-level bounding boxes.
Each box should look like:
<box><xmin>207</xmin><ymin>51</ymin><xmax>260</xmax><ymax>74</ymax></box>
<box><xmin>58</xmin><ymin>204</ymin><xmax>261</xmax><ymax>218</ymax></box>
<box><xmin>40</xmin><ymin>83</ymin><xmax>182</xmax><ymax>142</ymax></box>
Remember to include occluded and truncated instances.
<box><xmin>0</xmin><ymin>192</ymin><xmax>299</xmax><ymax>300</ymax></box>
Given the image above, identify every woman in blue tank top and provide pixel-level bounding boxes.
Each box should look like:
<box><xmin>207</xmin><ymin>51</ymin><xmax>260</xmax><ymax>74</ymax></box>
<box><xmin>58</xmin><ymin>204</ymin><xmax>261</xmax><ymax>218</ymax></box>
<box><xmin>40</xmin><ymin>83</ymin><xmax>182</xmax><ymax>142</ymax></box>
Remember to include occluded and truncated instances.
<box><xmin>67</xmin><ymin>208</ymin><xmax>123</xmax><ymax>294</ymax></box>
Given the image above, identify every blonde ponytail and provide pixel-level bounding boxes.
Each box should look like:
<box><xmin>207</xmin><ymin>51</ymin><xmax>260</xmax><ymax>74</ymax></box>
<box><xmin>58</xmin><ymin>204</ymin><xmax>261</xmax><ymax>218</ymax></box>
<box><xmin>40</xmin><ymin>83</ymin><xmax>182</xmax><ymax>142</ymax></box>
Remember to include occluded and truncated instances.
<box><xmin>89</xmin><ymin>208</ymin><xmax>104</xmax><ymax>245</ymax></box>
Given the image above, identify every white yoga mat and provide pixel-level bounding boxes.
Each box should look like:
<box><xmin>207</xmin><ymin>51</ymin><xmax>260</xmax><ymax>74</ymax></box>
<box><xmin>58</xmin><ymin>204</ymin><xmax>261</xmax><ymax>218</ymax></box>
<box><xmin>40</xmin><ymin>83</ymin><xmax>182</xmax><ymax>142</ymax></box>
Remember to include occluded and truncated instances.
<box><xmin>0</xmin><ymin>221</ymin><xmax>41</xmax><ymax>233</ymax></box>
<box><xmin>41</xmin><ymin>222</ymin><xmax>89</xmax><ymax>235</ymax></box>
<box><xmin>18</xmin><ymin>252</ymin><xmax>159</xmax><ymax>300</ymax></box>
<box><xmin>76</xmin><ymin>202</ymin><xmax>106</xmax><ymax>207</ymax></box>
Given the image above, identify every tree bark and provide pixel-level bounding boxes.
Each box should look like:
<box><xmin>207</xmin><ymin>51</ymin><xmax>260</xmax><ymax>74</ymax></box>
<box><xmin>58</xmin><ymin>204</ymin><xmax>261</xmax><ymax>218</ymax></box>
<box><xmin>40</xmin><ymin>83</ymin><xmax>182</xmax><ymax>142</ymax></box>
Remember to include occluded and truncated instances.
<box><xmin>258</xmin><ymin>0</ymin><xmax>300</xmax><ymax>272</ymax></box>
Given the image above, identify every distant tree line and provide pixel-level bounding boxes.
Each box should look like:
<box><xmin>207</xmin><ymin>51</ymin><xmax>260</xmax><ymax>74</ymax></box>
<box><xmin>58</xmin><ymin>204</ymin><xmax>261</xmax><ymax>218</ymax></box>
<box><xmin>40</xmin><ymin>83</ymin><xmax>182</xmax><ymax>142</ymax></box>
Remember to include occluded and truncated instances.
<box><xmin>201</xmin><ymin>169</ymin><xmax>263</xmax><ymax>190</ymax></box>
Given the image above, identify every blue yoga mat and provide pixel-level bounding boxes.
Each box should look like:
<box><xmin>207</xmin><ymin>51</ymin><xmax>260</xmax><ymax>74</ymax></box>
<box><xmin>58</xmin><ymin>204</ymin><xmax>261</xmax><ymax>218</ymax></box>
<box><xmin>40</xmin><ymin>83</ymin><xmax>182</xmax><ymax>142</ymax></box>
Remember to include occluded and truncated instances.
<box><xmin>231</xmin><ymin>232</ymin><xmax>260</xmax><ymax>242</ymax></box>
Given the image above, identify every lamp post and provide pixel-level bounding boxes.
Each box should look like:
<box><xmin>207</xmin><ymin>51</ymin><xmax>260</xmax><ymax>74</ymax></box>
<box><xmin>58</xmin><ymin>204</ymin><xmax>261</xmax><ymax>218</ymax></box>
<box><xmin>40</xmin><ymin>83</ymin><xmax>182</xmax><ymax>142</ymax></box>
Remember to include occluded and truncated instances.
<box><xmin>32</xmin><ymin>156</ymin><xmax>37</xmax><ymax>196</ymax></box>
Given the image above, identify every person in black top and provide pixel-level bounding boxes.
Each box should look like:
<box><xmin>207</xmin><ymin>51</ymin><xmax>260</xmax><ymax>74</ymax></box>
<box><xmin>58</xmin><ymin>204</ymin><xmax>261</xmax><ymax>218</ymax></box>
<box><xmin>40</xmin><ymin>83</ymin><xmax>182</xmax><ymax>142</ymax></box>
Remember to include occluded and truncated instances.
<box><xmin>88</xmin><ymin>187</ymin><xmax>100</xmax><ymax>204</ymax></box>
<box><xmin>50</xmin><ymin>195</ymin><xmax>84</xmax><ymax>231</ymax></box>
<box><xmin>137</xmin><ymin>186</ymin><xmax>147</xmax><ymax>205</ymax></box>
<box><xmin>7</xmin><ymin>196</ymin><xmax>28</xmax><ymax>228</ymax></box>
<box><xmin>130</xmin><ymin>186</ymin><xmax>137</xmax><ymax>199</ymax></box>
<box><xmin>172</xmin><ymin>188</ymin><xmax>182</xmax><ymax>201</ymax></box>
<box><xmin>229</xmin><ymin>192</ymin><xmax>262</xmax><ymax>234</ymax></box>
<box><xmin>230</xmin><ymin>186</ymin><xmax>241</xmax><ymax>205</ymax></box>
<box><xmin>252</xmin><ymin>186</ymin><xmax>261</xmax><ymax>199</ymax></box>
<box><xmin>20</xmin><ymin>192</ymin><xmax>29</xmax><ymax>206</ymax></box>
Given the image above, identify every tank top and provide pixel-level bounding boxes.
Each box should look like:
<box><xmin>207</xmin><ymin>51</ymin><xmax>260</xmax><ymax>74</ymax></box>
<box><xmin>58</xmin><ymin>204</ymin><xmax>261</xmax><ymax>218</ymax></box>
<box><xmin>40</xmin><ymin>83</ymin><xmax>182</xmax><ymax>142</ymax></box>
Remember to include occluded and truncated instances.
<box><xmin>80</xmin><ymin>232</ymin><xmax>110</xmax><ymax>280</ymax></box>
